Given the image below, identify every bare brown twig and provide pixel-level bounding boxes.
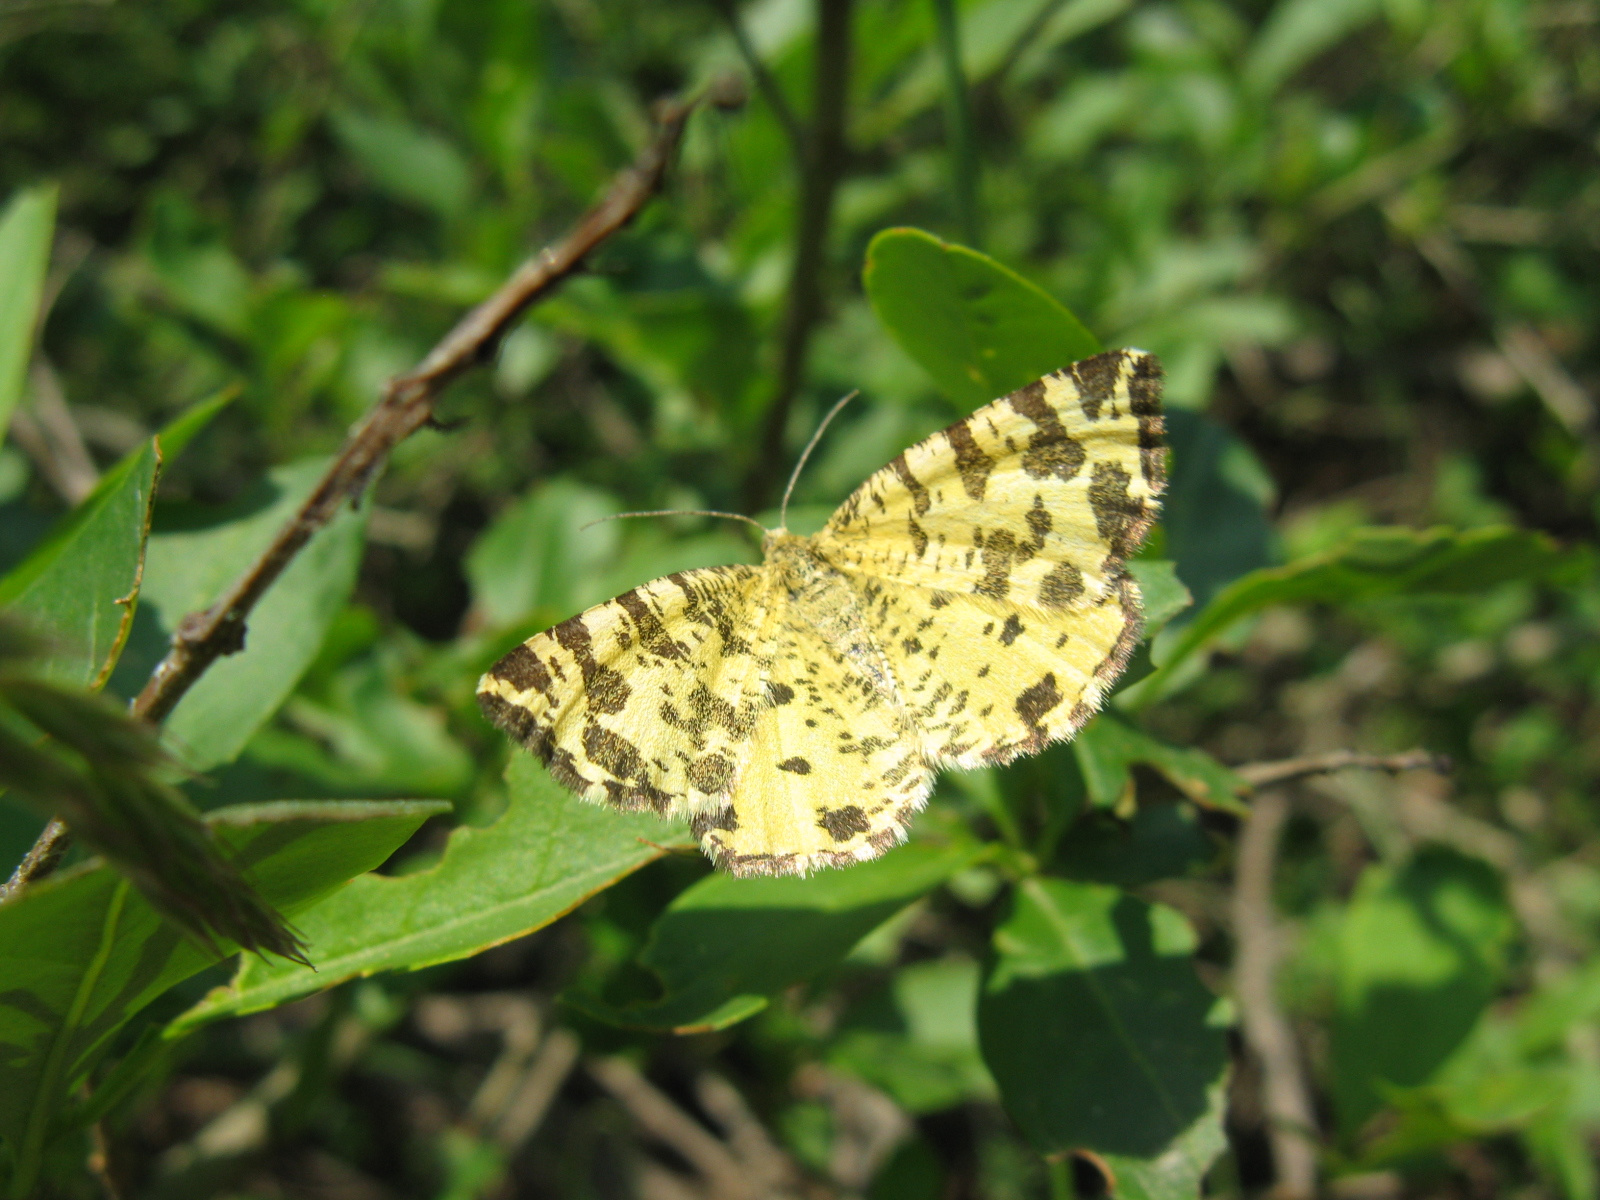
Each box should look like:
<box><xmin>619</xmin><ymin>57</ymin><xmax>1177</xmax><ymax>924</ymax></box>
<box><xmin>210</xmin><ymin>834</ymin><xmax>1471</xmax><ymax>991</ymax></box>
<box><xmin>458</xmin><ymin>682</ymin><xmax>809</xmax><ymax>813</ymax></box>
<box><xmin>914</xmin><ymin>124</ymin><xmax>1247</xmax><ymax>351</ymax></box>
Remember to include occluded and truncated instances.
<box><xmin>1231</xmin><ymin>789</ymin><xmax>1318</xmax><ymax>1199</ymax></box>
<box><xmin>1235</xmin><ymin>748</ymin><xmax>1449</xmax><ymax>789</ymax></box>
<box><xmin>6</xmin><ymin>95</ymin><xmax>698</xmax><ymax>894</ymax></box>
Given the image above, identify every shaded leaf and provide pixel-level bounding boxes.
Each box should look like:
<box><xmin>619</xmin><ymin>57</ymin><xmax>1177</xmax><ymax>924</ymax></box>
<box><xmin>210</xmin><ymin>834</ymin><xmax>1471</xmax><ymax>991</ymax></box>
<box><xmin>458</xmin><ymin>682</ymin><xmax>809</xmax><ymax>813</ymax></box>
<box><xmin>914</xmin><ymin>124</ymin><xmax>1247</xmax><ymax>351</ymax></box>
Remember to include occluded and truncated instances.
<box><xmin>0</xmin><ymin>661</ymin><xmax>302</xmax><ymax>963</ymax></box>
<box><xmin>171</xmin><ymin>757</ymin><xmax>689</xmax><ymax>1030</ymax></box>
<box><xmin>0</xmin><ymin>185</ymin><xmax>56</xmax><ymax>449</ymax></box>
<box><xmin>0</xmin><ymin>799</ymin><xmax>442</xmax><ymax>1196</ymax></box>
<box><xmin>0</xmin><ymin>441</ymin><xmax>158</xmax><ymax>689</ymax></box>
<box><xmin>1162</xmin><ymin>409</ymin><xmax>1276</xmax><ymax>614</ymax></box>
<box><xmin>1074</xmin><ymin>715</ymin><xmax>1249</xmax><ymax>815</ymax></box>
<box><xmin>572</xmin><ymin>841</ymin><xmax>978</xmax><ymax>1033</ymax></box>
<box><xmin>0</xmin><ymin>391</ymin><xmax>231</xmax><ymax>690</ymax></box>
<box><xmin>978</xmin><ymin>878</ymin><xmax>1228</xmax><ymax>1197</ymax></box>
<box><xmin>864</xmin><ymin>227</ymin><xmax>1100</xmax><ymax>410</ymax></box>
<box><xmin>829</xmin><ymin>956</ymin><xmax>997</xmax><ymax>1113</ymax></box>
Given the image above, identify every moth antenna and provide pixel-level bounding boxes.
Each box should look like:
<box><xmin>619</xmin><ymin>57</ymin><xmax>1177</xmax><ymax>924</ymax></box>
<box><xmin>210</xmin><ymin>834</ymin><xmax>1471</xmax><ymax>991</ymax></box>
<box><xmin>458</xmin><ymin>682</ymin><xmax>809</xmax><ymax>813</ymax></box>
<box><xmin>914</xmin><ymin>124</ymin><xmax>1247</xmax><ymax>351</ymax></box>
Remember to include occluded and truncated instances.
<box><xmin>780</xmin><ymin>389</ymin><xmax>860</xmax><ymax>531</ymax></box>
<box><xmin>580</xmin><ymin>509</ymin><xmax>767</xmax><ymax>534</ymax></box>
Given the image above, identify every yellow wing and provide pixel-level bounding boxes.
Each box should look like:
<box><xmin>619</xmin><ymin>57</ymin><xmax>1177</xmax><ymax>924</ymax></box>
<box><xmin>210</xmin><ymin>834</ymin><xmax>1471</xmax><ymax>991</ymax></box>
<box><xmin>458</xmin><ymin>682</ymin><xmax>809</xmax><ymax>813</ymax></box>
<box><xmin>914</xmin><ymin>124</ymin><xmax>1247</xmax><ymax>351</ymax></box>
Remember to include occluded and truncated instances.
<box><xmin>816</xmin><ymin>348</ymin><xmax>1163</xmax><ymax>612</ymax></box>
<box><xmin>477</xmin><ymin>565</ymin><xmax>781</xmax><ymax>816</ymax></box>
<box><xmin>692</xmin><ymin>607</ymin><xmax>933</xmax><ymax>877</ymax></box>
<box><xmin>807</xmin><ymin>348</ymin><xmax>1163</xmax><ymax>765</ymax></box>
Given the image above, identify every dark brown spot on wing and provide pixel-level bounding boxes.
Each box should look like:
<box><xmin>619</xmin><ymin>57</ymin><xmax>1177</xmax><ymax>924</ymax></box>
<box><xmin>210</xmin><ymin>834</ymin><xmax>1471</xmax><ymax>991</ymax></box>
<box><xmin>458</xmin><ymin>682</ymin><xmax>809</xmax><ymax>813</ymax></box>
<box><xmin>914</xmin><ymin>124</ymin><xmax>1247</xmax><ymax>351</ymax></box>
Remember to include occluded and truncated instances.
<box><xmin>1016</xmin><ymin>673</ymin><xmax>1064</xmax><ymax>729</ymax></box>
<box><xmin>1039</xmin><ymin>561</ymin><xmax>1084</xmax><ymax>608</ymax></box>
<box><xmin>999</xmin><ymin>614</ymin><xmax>1025</xmax><ymax>646</ymax></box>
<box><xmin>778</xmin><ymin>757</ymin><xmax>812</xmax><ymax>774</ymax></box>
<box><xmin>477</xmin><ymin>690</ymin><xmax>548</xmax><ymax>756</ymax></box>
<box><xmin>1026</xmin><ymin>495</ymin><xmax>1051</xmax><ymax>551</ymax></box>
<box><xmin>688</xmin><ymin>752</ymin><xmax>734</xmax><ymax>793</ymax></box>
<box><xmin>552</xmin><ymin>615</ymin><xmax>631</xmax><ymax>715</ymax></box>
<box><xmin>488</xmin><ymin>643</ymin><xmax>552</xmax><ymax>695</ymax></box>
<box><xmin>976</xmin><ymin>528</ymin><xmax>1018</xmax><ymax>599</ymax></box>
<box><xmin>766</xmin><ymin>681</ymin><xmax>795</xmax><ymax>705</ymax></box>
<box><xmin>890</xmin><ymin>453</ymin><xmax>932</xmax><ymax>517</ymax></box>
<box><xmin>1088</xmin><ymin>461</ymin><xmax>1144</xmax><ymax>560</ymax></box>
<box><xmin>616</xmin><ymin>588</ymin><xmax>688</xmax><ymax>660</ymax></box>
<box><xmin>818</xmin><ymin>804</ymin><xmax>871</xmax><ymax>841</ymax></box>
<box><xmin>1070</xmin><ymin>352</ymin><xmax>1121</xmax><ymax>420</ymax></box>
<box><xmin>944</xmin><ymin>418</ymin><xmax>994</xmax><ymax>501</ymax></box>
<box><xmin>691</xmin><ymin>806</ymin><xmax>738</xmax><ymax>837</ymax></box>
<box><xmin>1009</xmin><ymin>379</ymin><xmax>1086</xmax><ymax>482</ymax></box>
<box><xmin>583</xmin><ymin>723</ymin><xmax>643</xmax><ymax>780</ymax></box>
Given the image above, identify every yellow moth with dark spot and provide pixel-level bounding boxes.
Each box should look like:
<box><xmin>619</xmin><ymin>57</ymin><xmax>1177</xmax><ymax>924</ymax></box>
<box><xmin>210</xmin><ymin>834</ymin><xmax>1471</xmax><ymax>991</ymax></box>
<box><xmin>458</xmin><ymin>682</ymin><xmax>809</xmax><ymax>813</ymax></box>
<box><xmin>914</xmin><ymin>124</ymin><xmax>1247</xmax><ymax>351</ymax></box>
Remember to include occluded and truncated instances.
<box><xmin>478</xmin><ymin>349</ymin><xmax>1165</xmax><ymax>876</ymax></box>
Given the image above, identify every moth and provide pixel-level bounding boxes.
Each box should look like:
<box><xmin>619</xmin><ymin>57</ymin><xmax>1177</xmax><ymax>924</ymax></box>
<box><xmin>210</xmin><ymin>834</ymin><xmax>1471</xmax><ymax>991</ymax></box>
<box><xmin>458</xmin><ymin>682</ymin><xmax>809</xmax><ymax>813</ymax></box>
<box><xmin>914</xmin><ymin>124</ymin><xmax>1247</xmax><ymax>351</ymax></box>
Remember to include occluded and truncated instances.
<box><xmin>478</xmin><ymin>348</ymin><xmax>1164</xmax><ymax>876</ymax></box>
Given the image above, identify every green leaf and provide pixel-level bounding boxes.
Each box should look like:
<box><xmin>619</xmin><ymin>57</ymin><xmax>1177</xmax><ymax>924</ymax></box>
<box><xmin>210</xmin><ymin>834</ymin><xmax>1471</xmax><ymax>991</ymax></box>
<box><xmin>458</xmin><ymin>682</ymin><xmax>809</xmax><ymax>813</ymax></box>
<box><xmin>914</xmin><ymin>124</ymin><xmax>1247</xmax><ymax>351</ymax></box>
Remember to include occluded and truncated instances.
<box><xmin>0</xmin><ymin>441</ymin><xmax>158</xmax><ymax>689</ymax></box>
<box><xmin>572</xmin><ymin>840</ymin><xmax>978</xmax><ymax>1034</ymax></box>
<box><xmin>329</xmin><ymin>107</ymin><xmax>472</xmax><ymax>219</ymax></box>
<box><xmin>0</xmin><ymin>185</ymin><xmax>56</xmax><ymax>451</ymax></box>
<box><xmin>125</xmin><ymin>458</ymin><xmax>366</xmax><ymax>770</ymax></box>
<box><xmin>1073</xmin><ymin>715</ymin><xmax>1249</xmax><ymax>815</ymax></box>
<box><xmin>1329</xmin><ymin>845</ymin><xmax>1517</xmax><ymax>1136</ymax></box>
<box><xmin>0</xmin><ymin>392</ymin><xmax>232</xmax><ymax>690</ymax></box>
<box><xmin>1126</xmin><ymin>525</ymin><xmax>1571</xmax><ymax>707</ymax></box>
<box><xmin>1125</xmin><ymin>559</ymin><xmax>1192</xmax><ymax>635</ymax></box>
<box><xmin>170</xmin><ymin>757</ymin><xmax>688</xmax><ymax>1030</ymax></box>
<box><xmin>829</xmin><ymin>956</ymin><xmax>997</xmax><ymax>1113</ymax></box>
<box><xmin>464</xmin><ymin>478</ymin><xmax>622</xmax><ymax>630</ymax></box>
<box><xmin>863</xmin><ymin>227</ymin><xmax>1101</xmax><ymax>410</ymax></box>
<box><xmin>978</xmin><ymin>878</ymin><xmax>1229</xmax><ymax>1198</ymax></box>
<box><xmin>0</xmin><ymin>799</ymin><xmax>441</xmax><ymax>1197</ymax></box>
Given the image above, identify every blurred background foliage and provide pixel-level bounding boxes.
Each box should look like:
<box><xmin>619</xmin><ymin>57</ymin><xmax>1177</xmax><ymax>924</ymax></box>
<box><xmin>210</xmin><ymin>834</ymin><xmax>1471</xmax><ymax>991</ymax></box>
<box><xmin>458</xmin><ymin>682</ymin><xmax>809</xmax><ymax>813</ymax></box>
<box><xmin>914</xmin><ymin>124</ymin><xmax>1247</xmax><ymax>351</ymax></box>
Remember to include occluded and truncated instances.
<box><xmin>2</xmin><ymin>0</ymin><xmax>1600</xmax><ymax>1196</ymax></box>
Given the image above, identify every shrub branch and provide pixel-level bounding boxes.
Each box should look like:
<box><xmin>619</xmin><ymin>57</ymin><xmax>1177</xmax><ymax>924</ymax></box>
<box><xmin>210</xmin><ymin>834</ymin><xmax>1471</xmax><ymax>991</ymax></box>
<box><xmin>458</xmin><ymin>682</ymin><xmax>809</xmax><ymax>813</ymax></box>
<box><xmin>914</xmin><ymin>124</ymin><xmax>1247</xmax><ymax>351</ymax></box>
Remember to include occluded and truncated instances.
<box><xmin>7</xmin><ymin>95</ymin><xmax>699</xmax><ymax>895</ymax></box>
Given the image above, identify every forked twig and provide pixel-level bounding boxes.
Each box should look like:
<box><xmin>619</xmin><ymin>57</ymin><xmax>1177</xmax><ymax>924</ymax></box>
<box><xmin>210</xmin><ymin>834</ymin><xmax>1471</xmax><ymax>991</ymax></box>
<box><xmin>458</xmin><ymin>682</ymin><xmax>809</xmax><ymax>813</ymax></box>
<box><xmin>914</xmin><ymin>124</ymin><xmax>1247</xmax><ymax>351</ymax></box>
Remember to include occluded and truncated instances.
<box><xmin>6</xmin><ymin>96</ymin><xmax>699</xmax><ymax>895</ymax></box>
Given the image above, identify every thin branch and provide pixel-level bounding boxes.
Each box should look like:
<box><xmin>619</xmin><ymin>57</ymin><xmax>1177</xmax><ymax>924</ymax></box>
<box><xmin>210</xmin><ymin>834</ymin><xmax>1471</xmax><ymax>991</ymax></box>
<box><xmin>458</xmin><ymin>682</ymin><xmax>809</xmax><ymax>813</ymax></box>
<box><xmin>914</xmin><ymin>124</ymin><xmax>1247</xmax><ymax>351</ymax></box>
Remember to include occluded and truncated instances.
<box><xmin>709</xmin><ymin>0</ymin><xmax>804</xmax><ymax>153</ymax></box>
<box><xmin>130</xmin><ymin>93</ymin><xmax>695</xmax><ymax>728</ymax></box>
<box><xmin>589</xmin><ymin>1056</ymin><xmax>752</xmax><ymax>1200</ymax></box>
<box><xmin>1231</xmin><ymin>788</ymin><xmax>1318</xmax><ymax>1199</ymax></box>
<box><xmin>7</xmin><ymin>96</ymin><xmax>698</xmax><ymax>893</ymax></box>
<box><xmin>743</xmin><ymin>0</ymin><xmax>853</xmax><ymax>511</ymax></box>
<box><xmin>1235</xmin><ymin>748</ymin><xmax>1449</xmax><ymax>789</ymax></box>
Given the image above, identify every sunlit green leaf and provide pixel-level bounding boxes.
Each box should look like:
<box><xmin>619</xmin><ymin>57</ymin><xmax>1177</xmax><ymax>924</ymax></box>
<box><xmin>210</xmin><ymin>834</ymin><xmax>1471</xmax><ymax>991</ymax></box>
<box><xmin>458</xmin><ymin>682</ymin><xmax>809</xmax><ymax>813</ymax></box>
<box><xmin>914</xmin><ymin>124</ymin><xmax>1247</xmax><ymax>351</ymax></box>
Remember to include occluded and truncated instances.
<box><xmin>170</xmin><ymin>757</ymin><xmax>688</xmax><ymax>1030</ymax></box>
<box><xmin>1074</xmin><ymin>715</ymin><xmax>1249</xmax><ymax>815</ymax></box>
<box><xmin>864</xmin><ymin>227</ymin><xmax>1100</xmax><ymax>411</ymax></box>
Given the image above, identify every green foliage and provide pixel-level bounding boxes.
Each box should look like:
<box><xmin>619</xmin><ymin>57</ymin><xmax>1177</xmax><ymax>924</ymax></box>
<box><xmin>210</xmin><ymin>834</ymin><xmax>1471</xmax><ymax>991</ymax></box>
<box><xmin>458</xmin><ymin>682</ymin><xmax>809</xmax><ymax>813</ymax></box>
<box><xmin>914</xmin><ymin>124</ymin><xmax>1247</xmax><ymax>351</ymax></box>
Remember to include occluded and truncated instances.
<box><xmin>979</xmin><ymin>879</ymin><xmax>1228</xmax><ymax>1198</ymax></box>
<box><xmin>573</xmin><ymin>840</ymin><xmax>978</xmax><ymax>1033</ymax></box>
<box><xmin>1</xmin><ymin>0</ymin><xmax>1598</xmax><ymax>1195</ymax></box>
<box><xmin>0</xmin><ymin>799</ymin><xmax>441</xmax><ymax>1199</ymax></box>
<box><xmin>174</xmin><ymin>756</ymin><xmax>691</xmax><ymax>1029</ymax></box>
<box><xmin>0</xmin><ymin>186</ymin><xmax>54</xmax><ymax>449</ymax></box>
<box><xmin>864</xmin><ymin>226</ymin><xmax>1101</xmax><ymax>408</ymax></box>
